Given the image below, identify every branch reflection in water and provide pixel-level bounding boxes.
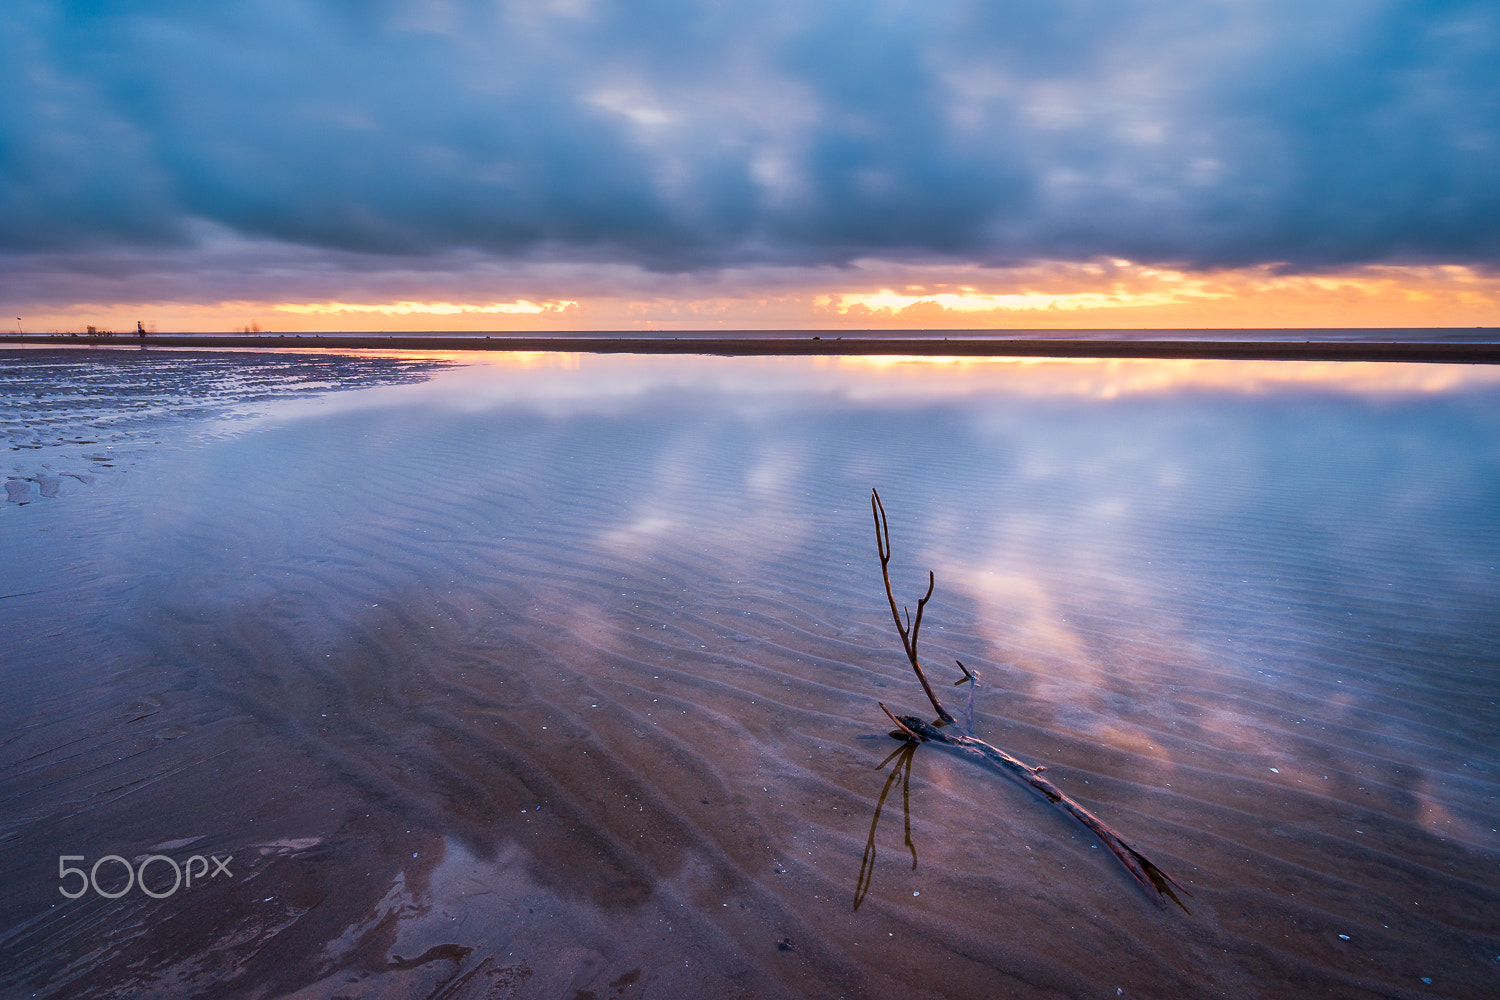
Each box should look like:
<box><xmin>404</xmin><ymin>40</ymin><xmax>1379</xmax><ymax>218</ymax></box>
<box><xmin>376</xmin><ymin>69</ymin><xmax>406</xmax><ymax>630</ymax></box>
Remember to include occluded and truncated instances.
<box><xmin>854</xmin><ymin>650</ymin><xmax>983</xmax><ymax>912</ymax></box>
<box><xmin>853</xmin><ymin>739</ymin><xmax>920</xmax><ymax>912</ymax></box>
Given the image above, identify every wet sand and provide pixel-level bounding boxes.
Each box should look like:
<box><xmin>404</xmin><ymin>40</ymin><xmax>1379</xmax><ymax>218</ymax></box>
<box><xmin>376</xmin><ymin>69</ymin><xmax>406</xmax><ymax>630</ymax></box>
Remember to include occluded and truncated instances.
<box><xmin>2</xmin><ymin>350</ymin><xmax>1499</xmax><ymax>998</ymax></box>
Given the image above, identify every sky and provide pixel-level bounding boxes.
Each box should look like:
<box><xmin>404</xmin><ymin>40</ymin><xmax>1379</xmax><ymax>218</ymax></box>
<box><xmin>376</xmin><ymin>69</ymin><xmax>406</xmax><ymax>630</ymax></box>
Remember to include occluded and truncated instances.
<box><xmin>3</xmin><ymin>0</ymin><xmax>1499</xmax><ymax>332</ymax></box>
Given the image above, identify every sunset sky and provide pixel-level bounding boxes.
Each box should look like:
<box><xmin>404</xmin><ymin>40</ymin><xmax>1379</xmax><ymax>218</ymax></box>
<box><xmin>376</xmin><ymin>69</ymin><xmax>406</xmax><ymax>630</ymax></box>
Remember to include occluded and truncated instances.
<box><xmin>5</xmin><ymin>1</ymin><xmax>1498</xmax><ymax>333</ymax></box>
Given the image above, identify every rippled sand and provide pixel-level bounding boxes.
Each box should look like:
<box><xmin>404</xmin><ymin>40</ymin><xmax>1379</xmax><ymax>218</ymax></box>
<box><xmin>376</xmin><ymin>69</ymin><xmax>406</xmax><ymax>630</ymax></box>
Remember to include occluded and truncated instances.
<box><xmin>0</xmin><ymin>348</ymin><xmax>450</xmax><ymax>506</ymax></box>
<box><xmin>2</xmin><ymin>349</ymin><xmax>1498</xmax><ymax>999</ymax></box>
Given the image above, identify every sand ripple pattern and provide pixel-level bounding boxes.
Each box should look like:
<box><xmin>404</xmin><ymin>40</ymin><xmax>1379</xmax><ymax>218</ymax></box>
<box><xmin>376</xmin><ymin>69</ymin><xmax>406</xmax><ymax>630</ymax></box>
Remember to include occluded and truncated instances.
<box><xmin>1</xmin><ymin>348</ymin><xmax>450</xmax><ymax>505</ymax></box>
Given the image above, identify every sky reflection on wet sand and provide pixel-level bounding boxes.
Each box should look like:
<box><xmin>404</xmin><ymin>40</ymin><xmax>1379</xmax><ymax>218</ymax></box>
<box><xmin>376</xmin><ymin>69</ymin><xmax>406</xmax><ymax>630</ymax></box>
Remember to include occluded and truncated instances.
<box><xmin>2</xmin><ymin>349</ymin><xmax>1498</xmax><ymax>999</ymax></box>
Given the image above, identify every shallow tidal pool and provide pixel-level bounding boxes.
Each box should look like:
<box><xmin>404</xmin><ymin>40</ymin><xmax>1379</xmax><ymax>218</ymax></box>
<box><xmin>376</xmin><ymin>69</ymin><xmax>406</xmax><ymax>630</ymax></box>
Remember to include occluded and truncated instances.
<box><xmin>3</xmin><ymin>347</ymin><xmax>1499</xmax><ymax>999</ymax></box>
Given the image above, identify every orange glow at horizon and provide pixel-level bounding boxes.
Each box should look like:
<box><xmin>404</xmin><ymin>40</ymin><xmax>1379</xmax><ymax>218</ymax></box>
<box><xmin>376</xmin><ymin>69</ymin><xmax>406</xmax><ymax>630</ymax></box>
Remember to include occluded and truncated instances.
<box><xmin>274</xmin><ymin>299</ymin><xmax>580</xmax><ymax>317</ymax></box>
<box><xmin>818</xmin><ymin>261</ymin><xmax>1500</xmax><ymax>329</ymax></box>
<box><xmin>16</xmin><ymin>261</ymin><xmax>1499</xmax><ymax>334</ymax></box>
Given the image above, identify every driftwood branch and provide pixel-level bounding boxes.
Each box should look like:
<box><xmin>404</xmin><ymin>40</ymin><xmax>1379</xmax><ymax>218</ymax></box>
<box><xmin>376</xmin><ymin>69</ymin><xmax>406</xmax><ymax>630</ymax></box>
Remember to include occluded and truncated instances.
<box><xmin>871</xmin><ymin>489</ymin><xmax>955</xmax><ymax>725</ymax></box>
<box><xmin>895</xmin><ymin>714</ymin><xmax>1189</xmax><ymax>910</ymax></box>
<box><xmin>868</xmin><ymin>488</ymin><xmax>1189</xmax><ymax>910</ymax></box>
<box><xmin>878</xmin><ymin>701</ymin><xmax>923</xmax><ymax>742</ymax></box>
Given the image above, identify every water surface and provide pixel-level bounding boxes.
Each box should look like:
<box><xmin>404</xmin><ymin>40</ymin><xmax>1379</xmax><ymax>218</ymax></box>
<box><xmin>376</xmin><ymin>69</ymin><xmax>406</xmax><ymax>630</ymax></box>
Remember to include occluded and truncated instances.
<box><xmin>2</xmin><ymin>348</ymin><xmax>1498</xmax><ymax>999</ymax></box>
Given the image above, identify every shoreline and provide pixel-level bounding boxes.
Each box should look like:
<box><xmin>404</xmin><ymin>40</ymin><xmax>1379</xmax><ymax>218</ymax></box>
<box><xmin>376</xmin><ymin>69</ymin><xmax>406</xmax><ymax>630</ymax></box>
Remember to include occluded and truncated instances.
<box><xmin>4</xmin><ymin>332</ymin><xmax>1500</xmax><ymax>363</ymax></box>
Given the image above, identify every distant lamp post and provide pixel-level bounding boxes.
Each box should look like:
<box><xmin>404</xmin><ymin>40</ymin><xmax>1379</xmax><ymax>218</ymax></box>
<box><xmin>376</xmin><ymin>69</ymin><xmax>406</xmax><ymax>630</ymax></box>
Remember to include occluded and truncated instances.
<box><xmin>14</xmin><ymin>318</ymin><xmax>20</xmax><ymax>335</ymax></box>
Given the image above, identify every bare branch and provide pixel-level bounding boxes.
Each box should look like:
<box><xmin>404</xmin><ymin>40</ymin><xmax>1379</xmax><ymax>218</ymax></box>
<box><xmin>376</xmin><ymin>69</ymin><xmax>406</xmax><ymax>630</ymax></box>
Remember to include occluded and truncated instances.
<box><xmin>895</xmin><ymin>714</ymin><xmax>1190</xmax><ymax>911</ymax></box>
<box><xmin>879</xmin><ymin>701</ymin><xmax>924</xmax><ymax>742</ymax></box>
<box><xmin>871</xmin><ymin>489</ymin><xmax>954</xmax><ymax>724</ymax></box>
<box><xmin>865</xmin><ymin>492</ymin><xmax>1187</xmax><ymax>910</ymax></box>
<box><xmin>909</xmin><ymin>570</ymin><xmax>935</xmax><ymax>651</ymax></box>
<box><xmin>874</xmin><ymin>490</ymin><xmax>915</xmax><ymax>662</ymax></box>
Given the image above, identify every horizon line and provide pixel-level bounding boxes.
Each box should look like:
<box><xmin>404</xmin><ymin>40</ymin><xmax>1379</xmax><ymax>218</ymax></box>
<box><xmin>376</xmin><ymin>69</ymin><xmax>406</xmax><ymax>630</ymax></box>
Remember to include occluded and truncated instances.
<box><xmin>6</xmin><ymin>331</ymin><xmax>1499</xmax><ymax>364</ymax></box>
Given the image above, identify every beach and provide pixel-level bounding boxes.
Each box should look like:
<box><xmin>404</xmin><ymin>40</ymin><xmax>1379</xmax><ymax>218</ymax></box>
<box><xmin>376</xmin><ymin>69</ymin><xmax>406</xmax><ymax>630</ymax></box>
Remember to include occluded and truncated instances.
<box><xmin>3</xmin><ymin>347</ymin><xmax>1499</xmax><ymax>999</ymax></box>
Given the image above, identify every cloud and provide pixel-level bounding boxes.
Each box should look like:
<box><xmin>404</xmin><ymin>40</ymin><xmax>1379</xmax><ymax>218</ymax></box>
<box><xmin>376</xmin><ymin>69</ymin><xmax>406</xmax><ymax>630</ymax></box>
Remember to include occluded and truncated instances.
<box><xmin>3</xmin><ymin>0</ymin><xmax>1498</xmax><ymax>302</ymax></box>
<box><xmin>15</xmin><ymin>247</ymin><xmax>1500</xmax><ymax>334</ymax></box>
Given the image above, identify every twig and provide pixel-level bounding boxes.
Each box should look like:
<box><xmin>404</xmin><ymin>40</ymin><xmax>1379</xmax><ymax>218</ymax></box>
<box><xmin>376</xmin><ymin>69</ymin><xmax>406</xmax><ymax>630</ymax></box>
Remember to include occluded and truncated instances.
<box><xmin>953</xmin><ymin>661</ymin><xmax>978</xmax><ymax>735</ymax></box>
<box><xmin>868</xmin><ymin>489</ymin><xmax>1189</xmax><ymax>910</ymax></box>
<box><xmin>871</xmin><ymin>489</ymin><xmax>954</xmax><ymax>724</ymax></box>
<box><xmin>879</xmin><ymin>702</ymin><xmax>923</xmax><ymax>742</ymax></box>
<box><xmin>896</xmin><ymin>714</ymin><xmax>1189</xmax><ymax>910</ymax></box>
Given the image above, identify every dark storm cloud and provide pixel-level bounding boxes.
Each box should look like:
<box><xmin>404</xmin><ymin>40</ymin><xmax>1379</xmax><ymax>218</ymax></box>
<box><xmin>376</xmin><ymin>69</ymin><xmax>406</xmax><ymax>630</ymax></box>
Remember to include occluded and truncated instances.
<box><xmin>3</xmin><ymin>0</ymin><xmax>1498</xmax><ymax>289</ymax></box>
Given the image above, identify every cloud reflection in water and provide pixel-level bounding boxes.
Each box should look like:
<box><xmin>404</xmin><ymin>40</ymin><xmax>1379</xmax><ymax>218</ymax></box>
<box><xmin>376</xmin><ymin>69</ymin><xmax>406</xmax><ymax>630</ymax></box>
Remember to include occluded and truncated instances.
<box><xmin>5</xmin><ymin>349</ymin><xmax>1498</xmax><ymax>999</ymax></box>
